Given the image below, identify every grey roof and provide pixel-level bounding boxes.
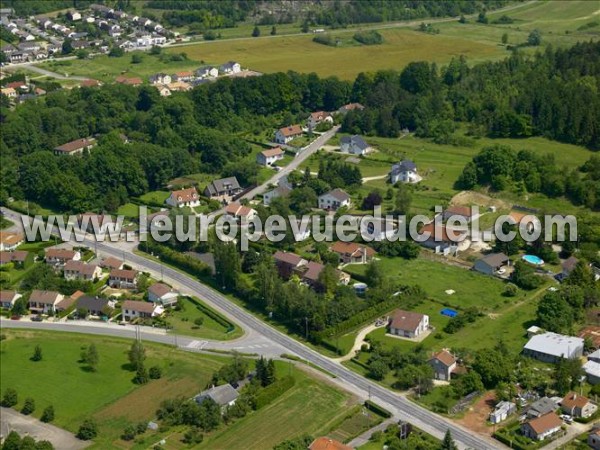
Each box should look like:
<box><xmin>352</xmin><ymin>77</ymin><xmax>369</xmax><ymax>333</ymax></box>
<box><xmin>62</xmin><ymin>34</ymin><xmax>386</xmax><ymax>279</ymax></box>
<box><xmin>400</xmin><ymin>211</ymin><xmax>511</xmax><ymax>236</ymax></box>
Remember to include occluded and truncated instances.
<box><xmin>524</xmin><ymin>332</ymin><xmax>584</xmax><ymax>359</ymax></box>
<box><xmin>205</xmin><ymin>177</ymin><xmax>241</xmax><ymax>196</ymax></box>
<box><xmin>392</xmin><ymin>160</ymin><xmax>417</xmax><ymax>174</ymax></box>
<box><xmin>195</xmin><ymin>384</ymin><xmax>238</xmax><ymax>406</ymax></box>
<box><xmin>477</xmin><ymin>252</ymin><xmax>509</xmax><ymax>269</ymax></box>
<box><xmin>322</xmin><ymin>188</ymin><xmax>350</xmax><ymax>202</ymax></box>
<box><xmin>220</xmin><ymin>61</ymin><xmax>238</xmax><ymax>70</ymax></box>
<box><xmin>584</xmin><ymin>360</ymin><xmax>600</xmax><ymax>378</ymax></box>
<box><xmin>77</xmin><ymin>295</ymin><xmax>111</xmax><ymax>312</ymax></box>
<box><xmin>527</xmin><ymin>397</ymin><xmax>557</xmax><ymax>417</ymax></box>
<box><xmin>341</xmin><ymin>135</ymin><xmax>369</xmax><ymax>150</ymax></box>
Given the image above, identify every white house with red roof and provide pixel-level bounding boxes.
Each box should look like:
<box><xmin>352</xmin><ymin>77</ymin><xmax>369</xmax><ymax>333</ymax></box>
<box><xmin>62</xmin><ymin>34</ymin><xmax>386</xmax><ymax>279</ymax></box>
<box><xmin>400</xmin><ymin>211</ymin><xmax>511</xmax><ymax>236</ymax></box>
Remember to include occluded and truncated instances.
<box><xmin>166</xmin><ymin>187</ymin><xmax>200</xmax><ymax>208</ymax></box>
<box><xmin>275</xmin><ymin>125</ymin><xmax>303</xmax><ymax>144</ymax></box>
<box><xmin>256</xmin><ymin>147</ymin><xmax>285</xmax><ymax>166</ymax></box>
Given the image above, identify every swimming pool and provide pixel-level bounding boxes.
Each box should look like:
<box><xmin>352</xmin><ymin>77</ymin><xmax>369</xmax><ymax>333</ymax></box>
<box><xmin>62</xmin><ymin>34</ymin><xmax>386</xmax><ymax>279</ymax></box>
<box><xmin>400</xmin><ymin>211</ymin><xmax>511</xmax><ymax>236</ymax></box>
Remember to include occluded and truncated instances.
<box><xmin>522</xmin><ymin>254</ymin><xmax>544</xmax><ymax>266</ymax></box>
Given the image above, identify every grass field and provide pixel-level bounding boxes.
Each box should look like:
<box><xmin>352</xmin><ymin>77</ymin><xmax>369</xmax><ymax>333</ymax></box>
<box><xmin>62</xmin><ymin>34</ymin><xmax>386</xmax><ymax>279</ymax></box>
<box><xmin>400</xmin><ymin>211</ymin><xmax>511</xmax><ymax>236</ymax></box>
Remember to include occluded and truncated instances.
<box><xmin>0</xmin><ymin>330</ymin><xmax>224</xmax><ymax>448</ymax></box>
<box><xmin>166</xmin><ymin>296</ymin><xmax>242</xmax><ymax>340</ymax></box>
<box><xmin>0</xmin><ymin>330</ymin><xmax>355</xmax><ymax>449</ymax></box>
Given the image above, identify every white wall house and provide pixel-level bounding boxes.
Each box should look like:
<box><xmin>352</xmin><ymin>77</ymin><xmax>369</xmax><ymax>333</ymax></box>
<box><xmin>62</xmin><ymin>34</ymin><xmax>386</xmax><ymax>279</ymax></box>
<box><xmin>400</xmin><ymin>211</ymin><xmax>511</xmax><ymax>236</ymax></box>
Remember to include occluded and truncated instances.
<box><xmin>166</xmin><ymin>187</ymin><xmax>201</xmax><ymax>208</ymax></box>
<box><xmin>340</xmin><ymin>135</ymin><xmax>371</xmax><ymax>155</ymax></box>
<box><xmin>390</xmin><ymin>160</ymin><xmax>421</xmax><ymax>184</ymax></box>
<box><xmin>256</xmin><ymin>147</ymin><xmax>284</xmax><ymax>166</ymax></box>
<box><xmin>275</xmin><ymin>125</ymin><xmax>303</xmax><ymax>144</ymax></box>
<box><xmin>318</xmin><ymin>189</ymin><xmax>351</xmax><ymax>211</ymax></box>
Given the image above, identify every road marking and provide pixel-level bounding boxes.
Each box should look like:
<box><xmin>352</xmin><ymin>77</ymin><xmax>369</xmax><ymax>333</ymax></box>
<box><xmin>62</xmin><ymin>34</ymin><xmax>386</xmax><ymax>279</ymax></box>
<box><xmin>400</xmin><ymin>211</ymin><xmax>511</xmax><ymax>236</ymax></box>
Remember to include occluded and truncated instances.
<box><xmin>185</xmin><ymin>340</ymin><xmax>207</xmax><ymax>350</ymax></box>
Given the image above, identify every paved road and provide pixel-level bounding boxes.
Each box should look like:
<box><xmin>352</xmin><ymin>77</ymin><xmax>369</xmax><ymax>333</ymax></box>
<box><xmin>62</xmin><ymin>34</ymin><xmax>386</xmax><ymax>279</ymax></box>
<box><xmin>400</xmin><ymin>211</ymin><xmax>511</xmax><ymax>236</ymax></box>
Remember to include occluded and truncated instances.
<box><xmin>0</xmin><ymin>407</ymin><xmax>88</xmax><ymax>450</ymax></box>
<box><xmin>3</xmin><ymin>210</ymin><xmax>502</xmax><ymax>450</ymax></box>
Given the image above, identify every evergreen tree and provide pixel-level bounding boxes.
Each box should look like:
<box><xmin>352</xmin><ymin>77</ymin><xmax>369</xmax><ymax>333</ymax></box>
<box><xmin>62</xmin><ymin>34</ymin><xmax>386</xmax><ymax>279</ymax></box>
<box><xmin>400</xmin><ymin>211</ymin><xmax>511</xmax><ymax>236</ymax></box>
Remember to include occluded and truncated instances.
<box><xmin>81</xmin><ymin>344</ymin><xmax>99</xmax><ymax>372</ymax></box>
<box><xmin>252</xmin><ymin>26</ymin><xmax>260</xmax><ymax>37</ymax></box>
<box><xmin>128</xmin><ymin>341</ymin><xmax>146</xmax><ymax>371</ymax></box>
<box><xmin>271</xmin><ymin>26</ymin><xmax>277</xmax><ymax>35</ymax></box>
<box><xmin>21</xmin><ymin>397</ymin><xmax>35</xmax><ymax>415</ymax></box>
<box><xmin>441</xmin><ymin>430</ymin><xmax>458</xmax><ymax>450</ymax></box>
<box><xmin>2</xmin><ymin>388</ymin><xmax>17</xmax><ymax>407</ymax></box>
<box><xmin>41</xmin><ymin>405</ymin><xmax>55</xmax><ymax>423</ymax></box>
<box><xmin>77</xmin><ymin>419</ymin><xmax>98</xmax><ymax>440</ymax></box>
<box><xmin>31</xmin><ymin>344</ymin><xmax>43</xmax><ymax>362</ymax></box>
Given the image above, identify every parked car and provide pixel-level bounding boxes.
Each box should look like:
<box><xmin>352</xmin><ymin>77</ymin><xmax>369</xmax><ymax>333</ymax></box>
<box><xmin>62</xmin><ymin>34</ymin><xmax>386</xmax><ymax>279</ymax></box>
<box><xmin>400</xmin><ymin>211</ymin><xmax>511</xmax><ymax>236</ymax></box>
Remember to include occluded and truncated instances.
<box><xmin>10</xmin><ymin>315</ymin><xmax>21</xmax><ymax>320</ymax></box>
<box><xmin>30</xmin><ymin>315</ymin><xmax>43</xmax><ymax>322</ymax></box>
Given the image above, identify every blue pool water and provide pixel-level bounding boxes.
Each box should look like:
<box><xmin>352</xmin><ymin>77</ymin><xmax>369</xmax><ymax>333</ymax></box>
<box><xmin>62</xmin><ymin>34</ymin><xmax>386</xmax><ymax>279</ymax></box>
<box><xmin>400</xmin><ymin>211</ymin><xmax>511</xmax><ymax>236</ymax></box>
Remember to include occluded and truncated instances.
<box><xmin>522</xmin><ymin>254</ymin><xmax>544</xmax><ymax>266</ymax></box>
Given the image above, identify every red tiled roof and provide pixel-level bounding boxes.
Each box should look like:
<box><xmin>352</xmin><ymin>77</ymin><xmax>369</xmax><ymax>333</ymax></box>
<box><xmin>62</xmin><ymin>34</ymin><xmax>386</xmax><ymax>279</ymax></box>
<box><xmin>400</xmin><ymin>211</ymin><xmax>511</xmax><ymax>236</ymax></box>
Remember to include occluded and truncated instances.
<box><xmin>278</xmin><ymin>125</ymin><xmax>303</xmax><ymax>137</ymax></box>
<box><xmin>430</xmin><ymin>350</ymin><xmax>456</xmax><ymax>367</ymax></box>
<box><xmin>420</xmin><ymin>223</ymin><xmax>466</xmax><ymax>243</ymax></box>
<box><xmin>122</xmin><ymin>300</ymin><xmax>155</xmax><ymax>313</ymax></box>
<box><xmin>46</xmin><ymin>248</ymin><xmax>77</xmax><ymax>259</ymax></box>
<box><xmin>0</xmin><ymin>290</ymin><xmax>19</xmax><ymax>303</ymax></box>
<box><xmin>148</xmin><ymin>283</ymin><xmax>172</xmax><ymax>298</ymax></box>
<box><xmin>115</xmin><ymin>76</ymin><xmax>142</xmax><ymax>85</ymax></box>
<box><xmin>169</xmin><ymin>187</ymin><xmax>198</xmax><ymax>204</ymax></box>
<box><xmin>0</xmin><ymin>231</ymin><xmax>23</xmax><ymax>246</ymax></box>
<box><xmin>100</xmin><ymin>257</ymin><xmax>123</xmax><ymax>270</ymax></box>
<box><xmin>562</xmin><ymin>392</ymin><xmax>589</xmax><ymax>410</ymax></box>
<box><xmin>30</xmin><ymin>290</ymin><xmax>61</xmax><ymax>305</ymax></box>
<box><xmin>330</xmin><ymin>241</ymin><xmax>375</xmax><ymax>258</ymax></box>
<box><xmin>54</xmin><ymin>138</ymin><xmax>95</xmax><ymax>153</ymax></box>
<box><xmin>110</xmin><ymin>269</ymin><xmax>138</xmax><ymax>279</ymax></box>
<box><xmin>261</xmin><ymin>147</ymin><xmax>284</xmax><ymax>158</ymax></box>
<box><xmin>309</xmin><ymin>437</ymin><xmax>352</xmax><ymax>450</ymax></box>
<box><xmin>273</xmin><ymin>251</ymin><xmax>305</xmax><ymax>267</ymax></box>
<box><xmin>389</xmin><ymin>309</ymin><xmax>426</xmax><ymax>332</ymax></box>
<box><xmin>526</xmin><ymin>413</ymin><xmax>562</xmax><ymax>435</ymax></box>
<box><xmin>445</xmin><ymin>205</ymin><xmax>473</xmax><ymax>217</ymax></box>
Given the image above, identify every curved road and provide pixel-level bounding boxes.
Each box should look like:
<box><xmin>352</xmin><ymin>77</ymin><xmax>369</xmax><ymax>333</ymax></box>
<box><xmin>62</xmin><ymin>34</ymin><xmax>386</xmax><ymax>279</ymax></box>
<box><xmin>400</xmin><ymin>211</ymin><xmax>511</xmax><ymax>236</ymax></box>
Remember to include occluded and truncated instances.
<box><xmin>2</xmin><ymin>209</ymin><xmax>502</xmax><ymax>450</ymax></box>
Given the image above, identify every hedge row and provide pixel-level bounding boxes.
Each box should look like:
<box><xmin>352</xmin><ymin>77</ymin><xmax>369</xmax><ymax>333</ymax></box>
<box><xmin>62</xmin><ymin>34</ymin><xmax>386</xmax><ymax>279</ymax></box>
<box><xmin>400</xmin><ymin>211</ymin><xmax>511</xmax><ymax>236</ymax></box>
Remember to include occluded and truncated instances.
<box><xmin>313</xmin><ymin>293</ymin><xmax>423</xmax><ymax>342</ymax></box>
<box><xmin>255</xmin><ymin>376</ymin><xmax>295</xmax><ymax>410</ymax></box>
<box><xmin>187</xmin><ymin>296</ymin><xmax>234</xmax><ymax>332</ymax></box>
<box><xmin>146</xmin><ymin>240</ymin><xmax>212</xmax><ymax>277</ymax></box>
<box><xmin>364</xmin><ymin>400</ymin><xmax>392</xmax><ymax>418</ymax></box>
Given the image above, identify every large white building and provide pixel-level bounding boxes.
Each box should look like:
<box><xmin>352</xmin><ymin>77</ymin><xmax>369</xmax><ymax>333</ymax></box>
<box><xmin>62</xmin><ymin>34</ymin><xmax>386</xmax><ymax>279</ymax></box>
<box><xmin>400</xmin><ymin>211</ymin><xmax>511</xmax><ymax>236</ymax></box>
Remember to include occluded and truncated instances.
<box><xmin>523</xmin><ymin>332</ymin><xmax>584</xmax><ymax>363</ymax></box>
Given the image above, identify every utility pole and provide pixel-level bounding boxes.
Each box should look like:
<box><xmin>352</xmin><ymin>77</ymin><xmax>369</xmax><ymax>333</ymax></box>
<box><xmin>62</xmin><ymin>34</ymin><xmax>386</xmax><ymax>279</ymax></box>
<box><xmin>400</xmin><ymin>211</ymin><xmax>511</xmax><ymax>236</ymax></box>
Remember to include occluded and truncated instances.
<box><xmin>305</xmin><ymin>316</ymin><xmax>309</xmax><ymax>340</ymax></box>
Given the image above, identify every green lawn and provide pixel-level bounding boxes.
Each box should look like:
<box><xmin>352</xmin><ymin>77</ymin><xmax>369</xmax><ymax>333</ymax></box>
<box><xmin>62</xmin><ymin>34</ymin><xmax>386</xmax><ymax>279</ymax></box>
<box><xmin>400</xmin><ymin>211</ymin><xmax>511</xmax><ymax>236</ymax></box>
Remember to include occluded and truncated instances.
<box><xmin>117</xmin><ymin>202</ymin><xmax>140</xmax><ymax>218</ymax></box>
<box><xmin>166</xmin><ymin>296</ymin><xmax>242</xmax><ymax>340</ymax></box>
<box><xmin>345</xmin><ymin>256</ymin><xmax>512</xmax><ymax>311</ymax></box>
<box><xmin>0</xmin><ymin>330</ymin><xmax>225</xmax><ymax>448</ymax></box>
<box><xmin>0</xmin><ymin>217</ymin><xmax>13</xmax><ymax>230</ymax></box>
<box><xmin>137</xmin><ymin>190</ymin><xmax>170</xmax><ymax>205</ymax></box>
<box><xmin>198</xmin><ymin>364</ymin><xmax>353</xmax><ymax>450</ymax></box>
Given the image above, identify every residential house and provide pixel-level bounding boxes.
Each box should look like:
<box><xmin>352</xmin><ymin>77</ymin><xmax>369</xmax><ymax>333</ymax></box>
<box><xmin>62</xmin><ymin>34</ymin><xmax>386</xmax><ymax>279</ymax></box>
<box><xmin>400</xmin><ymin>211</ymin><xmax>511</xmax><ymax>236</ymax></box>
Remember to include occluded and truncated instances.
<box><xmin>418</xmin><ymin>223</ymin><xmax>466</xmax><ymax>253</ymax></box>
<box><xmin>156</xmin><ymin>85</ymin><xmax>171</xmax><ymax>96</ymax></box>
<box><xmin>146</xmin><ymin>211</ymin><xmax>170</xmax><ymax>229</ymax></box>
<box><xmin>318</xmin><ymin>189</ymin><xmax>351</xmax><ymax>211</ymax></box>
<box><xmin>196</xmin><ymin>66</ymin><xmax>219</xmax><ymax>79</ymax></box>
<box><xmin>443</xmin><ymin>205</ymin><xmax>477</xmax><ymax>223</ymax></box>
<box><xmin>224</xmin><ymin>202</ymin><xmax>257</xmax><ymax>222</ymax></box>
<box><xmin>526</xmin><ymin>397</ymin><xmax>558</xmax><ymax>419</ymax></box>
<box><xmin>54</xmin><ymin>138</ymin><xmax>96</xmax><ymax>156</ymax></box>
<box><xmin>29</xmin><ymin>290</ymin><xmax>63</xmax><ymax>314</ymax></box>
<box><xmin>115</xmin><ymin>76</ymin><xmax>143</xmax><ymax>86</ymax></box>
<box><xmin>167</xmin><ymin>81</ymin><xmax>192</xmax><ymax>92</ymax></box>
<box><xmin>521</xmin><ymin>413</ymin><xmax>562</xmax><ymax>441</ymax></box>
<box><xmin>100</xmin><ymin>257</ymin><xmax>124</xmax><ymax>270</ymax></box>
<box><xmin>527</xmin><ymin>325</ymin><xmax>543</xmax><ymax>338</ymax></box>
<box><xmin>523</xmin><ymin>332</ymin><xmax>584</xmax><ymax>363</ymax></box>
<box><xmin>17</xmin><ymin>41</ymin><xmax>41</xmax><ymax>53</ymax></box>
<box><xmin>0</xmin><ymin>290</ymin><xmax>22</xmax><ymax>309</ymax></box>
<box><xmin>63</xmin><ymin>260</ymin><xmax>102</xmax><ymax>281</ymax></box>
<box><xmin>172</xmin><ymin>71</ymin><xmax>194</xmax><ymax>82</ymax></box>
<box><xmin>122</xmin><ymin>300</ymin><xmax>163</xmax><ymax>321</ymax></box>
<box><xmin>589</xmin><ymin>428</ymin><xmax>600</xmax><ymax>450</ymax></box>
<box><xmin>148</xmin><ymin>283</ymin><xmax>179</xmax><ymax>307</ymax></box>
<box><xmin>390</xmin><ymin>160</ymin><xmax>420</xmax><ymax>184</ymax></box>
<box><xmin>166</xmin><ymin>187</ymin><xmax>201</xmax><ymax>208</ymax></box>
<box><xmin>489</xmin><ymin>401</ymin><xmax>517</xmax><ymax>424</ymax></box>
<box><xmin>274</xmin><ymin>125</ymin><xmax>303</xmax><ymax>144</ymax></box>
<box><xmin>388</xmin><ymin>310</ymin><xmax>429</xmax><ymax>338</ymax></box>
<box><xmin>204</xmin><ymin>177</ymin><xmax>242</xmax><ymax>202</ymax></box>
<box><xmin>53</xmin><ymin>291</ymin><xmax>84</xmax><ymax>313</ymax></box>
<box><xmin>263</xmin><ymin>183</ymin><xmax>292</xmax><ymax>206</ymax></box>
<box><xmin>108</xmin><ymin>269</ymin><xmax>139</xmax><ymax>289</ymax></box>
<box><xmin>428</xmin><ymin>350</ymin><xmax>457</xmax><ymax>381</ymax></box>
<box><xmin>71</xmin><ymin>40</ymin><xmax>90</xmax><ymax>50</ymax></box>
<box><xmin>584</xmin><ymin>359</ymin><xmax>600</xmax><ymax>385</ymax></box>
<box><xmin>508</xmin><ymin>210</ymin><xmax>537</xmax><ymax>232</ymax></box>
<box><xmin>330</xmin><ymin>241</ymin><xmax>375</xmax><ymax>264</ymax></box>
<box><xmin>0</xmin><ymin>231</ymin><xmax>23</xmax><ymax>251</ymax></box>
<box><xmin>80</xmin><ymin>79</ymin><xmax>102</xmax><ymax>88</ymax></box>
<box><xmin>67</xmin><ymin>11</ymin><xmax>82</xmax><ymax>21</ymax></box>
<box><xmin>307</xmin><ymin>111</ymin><xmax>333</xmax><ymax>130</ymax></box>
<box><xmin>194</xmin><ymin>384</ymin><xmax>238</xmax><ymax>411</ymax></box>
<box><xmin>45</xmin><ymin>248</ymin><xmax>81</xmax><ymax>267</ymax></box>
<box><xmin>301</xmin><ymin>261</ymin><xmax>350</xmax><ymax>288</ymax></box>
<box><xmin>0</xmin><ymin>251</ymin><xmax>28</xmax><ymax>267</ymax></box>
<box><xmin>560</xmin><ymin>392</ymin><xmax>597</xmax><ymax>418</ymax></box>
<box><xmin>76</xmin><ymin>295</ymin><xmax>114</xmax><ymax>317</ymax></box>
<box><xmin>337</xmin><ymin>103</ymin><xmax>364</xmax><ymax>114</ymax></box>
<box><xmin>0</xmin><ymin>87</ymin><xmax>17</xmax><ymax>98</ymax></box>
<box><xmin>273</xmin><ymin>251</ymin><xmax>308</xmax><ymax>279</ymax></box>
<box><xmin>256</xmin><ymin>147</ymin><xmax>284</xmax><ymax>166</ymax></box>
<box><xmin>308</xmin><ymin>437</ymin><xmax>352</xmax><ymax>450</ymax></box>
<box><xmin>220</xmin><ymin>61</ymin><xmax>241</xmax><ymax>74</ymax></box>
<box><xmin>90</xmin><ymin>4</ymin><xmax>113</xmax><ymax>16</ymax></box>
<box><xmin>562</xmin><ymin>256</ymin><xmax>579</xmax><ymax>278</ymax></box>
<box><xmin>340</xmin><ymin>135</ymin><xmax>371</xmax><ymax>156</ymax></box>
<box><xmin>473</xmin><ymin>253</ymin><xmax>510</xmax><ymax>276</ymax></box>
<box><xmin>149</xmin><ymin>73</ymin><xmax>172</xmax><ymax>85</ymax></box>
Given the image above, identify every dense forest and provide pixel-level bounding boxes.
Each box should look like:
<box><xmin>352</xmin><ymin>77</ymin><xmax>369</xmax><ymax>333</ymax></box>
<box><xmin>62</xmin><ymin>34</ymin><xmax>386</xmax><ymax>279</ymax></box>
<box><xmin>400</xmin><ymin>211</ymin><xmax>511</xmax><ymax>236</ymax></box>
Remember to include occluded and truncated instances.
<box><xmin>342</xmin><ymin>41</ymin><xmax>600</xmax><ymax>149</ymax></box>
<box><xmin>1</xmin><ymin>42</ymin><xmax>599</xmax><ymax>216</ymax></box>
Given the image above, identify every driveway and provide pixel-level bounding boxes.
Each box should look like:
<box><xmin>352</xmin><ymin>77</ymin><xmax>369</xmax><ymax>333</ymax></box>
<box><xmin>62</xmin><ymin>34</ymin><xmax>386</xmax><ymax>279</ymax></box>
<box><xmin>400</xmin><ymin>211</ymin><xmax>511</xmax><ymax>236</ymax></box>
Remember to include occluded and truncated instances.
<box><xmin>0</xmin><ymin>407</ymin><xmax>88</xmax><ymax>450</ymax></box>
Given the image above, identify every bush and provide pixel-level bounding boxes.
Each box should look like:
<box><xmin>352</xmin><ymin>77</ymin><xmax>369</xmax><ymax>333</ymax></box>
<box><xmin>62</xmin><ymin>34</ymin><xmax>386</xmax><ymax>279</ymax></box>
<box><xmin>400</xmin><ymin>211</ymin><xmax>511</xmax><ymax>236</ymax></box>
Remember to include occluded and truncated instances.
<box><xmin>182</xmin><ymin>427</ymin><xmax>204</xmax><ymax>444</ymax></box>
<box><xmin>21</xmin><ymin>397</ymin><xmax>35</xmax><ymax>415</ymax></box>
<box><xmin>149</xmin><ymin>366</ymin><xmax>162</xmax><ymax>380</ymax></box>
<box><xmin>255</xmin><ymin>376</ymin><xmax>295</xmax><ymax>409</ymax></box>
<box><xmin>364</xmin><ymin>400</ymin><xmax>392</xmax><ymax>418</ymax></box>
<box><xmin>313</xmin><ymin>34</ymin><xmax>337</xmax><ymax>46</ymax></box>
<box><xmin>31</xmin><ymin>344</ymin><xmax>43</xmax><ymax>362</ymax></box>
<box><xmin>121</xmin><ymin>425</ymin><xmax>136</xmax><ymax>441</ymax></box>
<box><xmin>2</xmin><ymin>388</ymin><xmax>17</xmax><ymax>407</ymax></box>
<box><xmin>194</xmin><ymin>317</ymin><xmax>204</xmax><ymax>327</ymax></box>
<box><xmin>353</xmin><ymin>30</ymin><xmax>383</xmax><ymax>45</ymax></box>
<box><xmin>41</xmin><ymin>405</ymin><xmax>55</xmax><ymax>423</ymax></box>
<box><xmin>77</xmin><ymin>419</ymin><xmax>98</xmax><ymax>440</ymax></box>
<box><xmin>503</xmin><ymin>283</ymin><xmax>518</xmax><ymax>297</ymax></box>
